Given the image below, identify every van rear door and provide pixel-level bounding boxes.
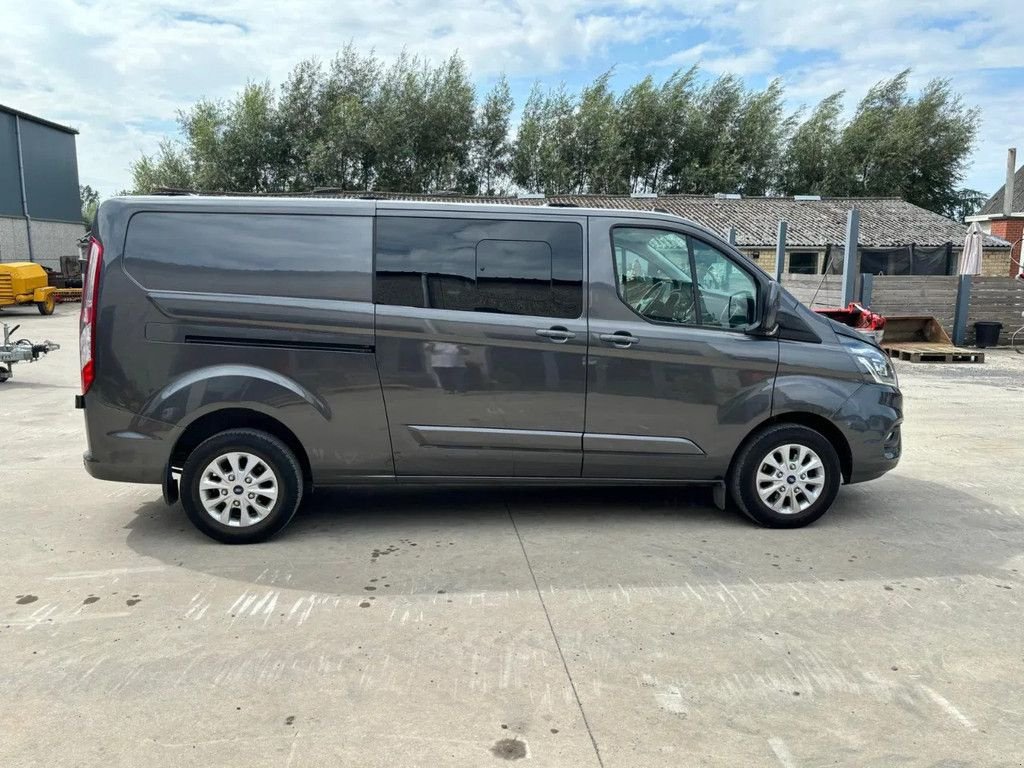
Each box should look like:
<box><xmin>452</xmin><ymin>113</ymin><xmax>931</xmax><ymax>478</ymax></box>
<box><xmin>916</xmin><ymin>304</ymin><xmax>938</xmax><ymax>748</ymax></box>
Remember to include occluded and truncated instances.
<box><xmin>374</xmin><ymin>210</ymin><xmax>588</xmax><ymax>477</ymax></box>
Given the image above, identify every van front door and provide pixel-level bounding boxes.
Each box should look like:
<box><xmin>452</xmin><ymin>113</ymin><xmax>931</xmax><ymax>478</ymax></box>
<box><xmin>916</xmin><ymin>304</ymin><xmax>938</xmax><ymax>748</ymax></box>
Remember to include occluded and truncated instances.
<box><xmin>374</xmin><ymin>211</ymin><xmax>588</xmax><ymax>477</ymax></box>
<box><xmin>583</xmin><ymin>218</ymin><xmax>778</xmax><ymax>480</ymax></box>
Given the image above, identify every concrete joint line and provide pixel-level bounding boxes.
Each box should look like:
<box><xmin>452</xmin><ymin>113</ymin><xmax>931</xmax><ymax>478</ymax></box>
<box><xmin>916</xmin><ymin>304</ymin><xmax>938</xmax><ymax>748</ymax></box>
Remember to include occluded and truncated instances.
<box><xmin>506</xmin><ymin>504</ymin><xmax>605</xmax><ymax>768</ymax></box>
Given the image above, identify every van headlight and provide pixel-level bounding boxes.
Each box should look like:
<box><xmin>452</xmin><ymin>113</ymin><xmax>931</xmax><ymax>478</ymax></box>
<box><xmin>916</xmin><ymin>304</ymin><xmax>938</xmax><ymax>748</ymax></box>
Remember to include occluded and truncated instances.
<box><xmin>840</xmin><ymin>337</ymin><xmax>898</xmax><ymax>387</ymax></box>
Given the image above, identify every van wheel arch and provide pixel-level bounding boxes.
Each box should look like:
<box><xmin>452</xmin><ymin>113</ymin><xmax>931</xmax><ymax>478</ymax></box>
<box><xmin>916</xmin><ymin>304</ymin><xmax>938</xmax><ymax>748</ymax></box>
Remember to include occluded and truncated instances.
<box><xmin>169</xmin><ymin>408</ymin><xmax>312</xmax><ymax>490</ymax></box>
<box><xmin>729</xmin><ymin>413</ymin><xmax>852</xmax><ymax>486</ymax></box>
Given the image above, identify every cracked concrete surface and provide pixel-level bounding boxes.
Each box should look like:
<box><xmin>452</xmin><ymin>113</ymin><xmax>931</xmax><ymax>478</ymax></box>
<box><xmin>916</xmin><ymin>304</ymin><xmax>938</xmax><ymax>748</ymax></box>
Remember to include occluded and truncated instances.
<box><xmin>1</xmin><ymin>306</ymin><xmax>1022</xmax><ymax>767</ymax></box>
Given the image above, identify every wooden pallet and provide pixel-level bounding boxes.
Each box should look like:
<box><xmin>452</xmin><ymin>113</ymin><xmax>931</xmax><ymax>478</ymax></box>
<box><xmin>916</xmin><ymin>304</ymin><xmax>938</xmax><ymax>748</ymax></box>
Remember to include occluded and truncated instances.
<box><xmin>882</xmin><ymin>342</ymin><xmax>985</xmax><ymax>364</ymax></box>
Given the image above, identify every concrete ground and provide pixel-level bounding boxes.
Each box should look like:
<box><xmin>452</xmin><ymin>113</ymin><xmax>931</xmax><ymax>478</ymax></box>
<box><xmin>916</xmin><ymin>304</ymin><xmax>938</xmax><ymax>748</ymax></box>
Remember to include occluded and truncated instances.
<box><xmin>1</xmin><ymin>305</ymin><xmax>1022</xmax><ymax>768</ymax></box>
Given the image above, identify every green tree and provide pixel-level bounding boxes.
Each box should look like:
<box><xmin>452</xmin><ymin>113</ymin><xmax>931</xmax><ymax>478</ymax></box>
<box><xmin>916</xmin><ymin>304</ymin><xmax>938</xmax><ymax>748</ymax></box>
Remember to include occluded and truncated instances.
<box><xmin>831</xmin><ymin>71</ymin><xmax>978</xmax><ymax>212</ymax></box>
<box><xmin>128</xmin><ymin>48</ymin><xmax>979</xmax><ymax>216</ymax></box>
<box><xmin>511</xmin><ymin>83</ymin><xmax>545</xmax><ymax>192</ymax></box>
<box><xmin>80</xmin><ymin>184</ymin><xmax>100</xmax><ymax>227</ymax></box>
<box><xmin>276</xmin><ymin>58</ymin><xmax>325</xmax><ymax>191</ymax></box>
<box><xmin>219</xmin><ymin>82</ymin><xmax>280</xmax><ymax>192</ymax></box>
<box><xmin>946</xmin><ymin>188</ymin><xmax>987</xmax><ymax>222</ymax></box>
<box><xmin>473</xmin><ymin>76</ymin><xmax>514</xmax><ymax>195</ymax></box>
<box><xmin>574</xmin><ymin>71</ymin><xmax>621</xmax><ymax>193</ymax></box>
<box><xmin>314</xmin><ymin>46</ymin><xmax>381</xmax><ymax>189</ymax></box>
<box><xmin>779</xmin><ymin>92</ymin><xmax>844</xmax><ymax>195</ymax></box>
<box><xmin>734</xmin><ymin>79</ymin><xmax>791</xmax><ymax>195</ymax></box>
<box><xmin>130</xmin><ymin>139</ymin><xmax>193</xmax><ymax>193</ymax></box>
<box><xmin>617</xmin><ymin>75</ymin><xmax>668</xmax><ymax>193</ymax></box>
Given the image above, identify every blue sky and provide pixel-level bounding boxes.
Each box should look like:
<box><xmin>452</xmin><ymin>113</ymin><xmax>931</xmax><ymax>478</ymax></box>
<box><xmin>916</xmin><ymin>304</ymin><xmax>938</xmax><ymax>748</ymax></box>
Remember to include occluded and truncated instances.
<box><xmin>2</xmin><ymin>0</ymin><xmax>1022</xmax><ymax>199</ymax></box>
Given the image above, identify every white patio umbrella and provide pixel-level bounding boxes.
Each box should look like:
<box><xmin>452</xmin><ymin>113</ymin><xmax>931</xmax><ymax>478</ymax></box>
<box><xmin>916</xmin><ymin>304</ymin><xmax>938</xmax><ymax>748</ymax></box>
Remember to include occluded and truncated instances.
<box><xmin>959</xmin><ymin>221</ymin><xmax>984</xmax><ymax>275</ymax></box>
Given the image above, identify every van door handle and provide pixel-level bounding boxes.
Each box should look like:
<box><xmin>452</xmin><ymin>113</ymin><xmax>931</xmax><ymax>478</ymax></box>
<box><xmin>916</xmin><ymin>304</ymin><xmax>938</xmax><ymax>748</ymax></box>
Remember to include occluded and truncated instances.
<box><xmin>536</xmin><ymin>327</ymin><xmax>576</xmax><ymax>342</ymax></box>
<box><xmin>599</xmin><ymin>332</ymin><xmax>639</xmax><ymax>347</ymax></box>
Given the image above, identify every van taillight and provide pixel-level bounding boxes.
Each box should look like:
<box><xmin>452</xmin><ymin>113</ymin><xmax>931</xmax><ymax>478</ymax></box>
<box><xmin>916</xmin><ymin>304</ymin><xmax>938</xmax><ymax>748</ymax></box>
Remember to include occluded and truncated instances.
<box><xmin>80</xmin><ymin>237</ymin><xmax>103</xmax><ymax>394</ymax></box>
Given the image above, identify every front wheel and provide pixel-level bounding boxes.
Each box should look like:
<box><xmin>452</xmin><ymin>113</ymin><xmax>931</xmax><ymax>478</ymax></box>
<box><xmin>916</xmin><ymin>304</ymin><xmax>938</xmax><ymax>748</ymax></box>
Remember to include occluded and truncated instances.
<box><xmin>36</xmin><ymin>295</ymin><xmax>56</xmax><ymax>315</ymax></box>
<box><xmin>729</xmin><ymin>424</ymin><xmax>842</xmax><ymax>528</ymax></box>
<box><xmin>180</xmin><ymin>429</ymin><xmax>304</xmax><ymax>544</ymax></box>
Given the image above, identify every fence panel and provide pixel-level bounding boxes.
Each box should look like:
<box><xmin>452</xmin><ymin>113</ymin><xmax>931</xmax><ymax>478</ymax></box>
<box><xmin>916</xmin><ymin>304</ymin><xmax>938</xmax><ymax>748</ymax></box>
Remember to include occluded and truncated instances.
<box><xmin>866</xmin><ymin>276</ymin><xmax>959</xmax><ymax>335</ymax></box>
<box><xmin>780</xmin><ymin>274</ymin><xmax>844</xmax><ymax>308</ymax></box>
<box><xmin>966</xmin><ymin>277</ymin><xmax>1024</xmax><ymax>345</ymax></box>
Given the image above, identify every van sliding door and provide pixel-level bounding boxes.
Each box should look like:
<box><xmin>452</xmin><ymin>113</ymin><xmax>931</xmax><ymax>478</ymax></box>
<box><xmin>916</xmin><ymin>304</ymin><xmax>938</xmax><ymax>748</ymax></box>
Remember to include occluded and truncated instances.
<box><xmin>373</xmin><ymin>210</ymin><xmax>588</xmax><ymax>477</ymax></box>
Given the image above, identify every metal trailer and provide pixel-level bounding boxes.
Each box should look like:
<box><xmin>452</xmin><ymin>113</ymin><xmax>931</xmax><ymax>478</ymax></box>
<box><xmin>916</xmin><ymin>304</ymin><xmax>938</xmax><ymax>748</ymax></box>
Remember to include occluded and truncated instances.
<box><xmin>0</xmin><ymin>322</ymin><xmax>60</xmax><ymax>382</ymax></box>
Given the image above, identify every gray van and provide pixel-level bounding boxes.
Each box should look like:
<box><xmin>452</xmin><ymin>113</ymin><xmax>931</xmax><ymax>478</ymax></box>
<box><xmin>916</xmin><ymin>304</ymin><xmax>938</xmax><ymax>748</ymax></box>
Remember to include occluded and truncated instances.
<box><xmin>79</xmin><ymin>197</ymin><xmax>902</xmax><ymax>543</ymax></box>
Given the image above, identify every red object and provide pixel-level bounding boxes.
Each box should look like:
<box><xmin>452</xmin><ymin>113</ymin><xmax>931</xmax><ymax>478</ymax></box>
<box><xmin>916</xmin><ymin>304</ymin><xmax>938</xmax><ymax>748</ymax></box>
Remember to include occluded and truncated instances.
<box><xmin>80</xmin><ymin>237</ymin><xmax>103</xmax><ymax>394</ymax></box>
<box><xmin>814</xmin><ymin>302</ymin><xmax>886</xmax><ymax>331</ymax></box>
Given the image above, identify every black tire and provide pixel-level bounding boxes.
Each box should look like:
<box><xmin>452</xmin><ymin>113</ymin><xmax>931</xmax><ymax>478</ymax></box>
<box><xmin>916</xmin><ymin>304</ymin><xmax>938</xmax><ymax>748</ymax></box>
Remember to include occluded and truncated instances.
<box><xmin>37</xmin><ymin>295</ymin><xmax>56</xmax><ymax>315</ymax></box>
<box><xmin>180</xmin><ymin>429</ymin><xmax>303</xmax><ymax>544</ymax></box>
<box><xmin>729</xmin><ymin>424</ymin><xmax>841</xmax><ymax>528</ymax></box>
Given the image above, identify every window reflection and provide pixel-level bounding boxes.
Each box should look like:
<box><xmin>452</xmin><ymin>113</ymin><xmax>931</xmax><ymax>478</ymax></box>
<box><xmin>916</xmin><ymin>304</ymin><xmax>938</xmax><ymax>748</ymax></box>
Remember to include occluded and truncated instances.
<box><xmin>613</xmin><ymin>227</ymin><xmax>758</xmax><ymax>330</ymax></box>
<box><xmin>375</xmin><ymin>217</ymin><xmax>584</xmax><ymax>319</ymax></box>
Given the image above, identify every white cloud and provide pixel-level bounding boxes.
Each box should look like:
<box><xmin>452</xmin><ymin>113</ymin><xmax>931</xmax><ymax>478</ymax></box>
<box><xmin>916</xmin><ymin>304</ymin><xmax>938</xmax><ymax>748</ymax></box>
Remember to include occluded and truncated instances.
<box><xmin>648</xmin><ymin>0</ymin><xmax>1024</xmax><ymax>192</ymax></box>
<box><xmin>1</xmin><ymin>0</ymin><xmax>1021</xmax><ymax>197</ymax></box>
<box><xmin>657</xmin><ymin>42</ymin><xmax>775</xmax><ymax>76</ymax></box>
<box><xmin>2</xmin><ymin>0</ymin><xmax>668</xmax><ymax>195</ymax></box>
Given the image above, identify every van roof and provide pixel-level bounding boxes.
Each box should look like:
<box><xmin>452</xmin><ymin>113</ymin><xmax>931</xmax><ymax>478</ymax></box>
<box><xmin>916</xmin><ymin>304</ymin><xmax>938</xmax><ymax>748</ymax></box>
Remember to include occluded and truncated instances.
<box><xmin>107</xmin><ymin>195</ymin><xmax>719</xmax><ymax>241</ymax></box>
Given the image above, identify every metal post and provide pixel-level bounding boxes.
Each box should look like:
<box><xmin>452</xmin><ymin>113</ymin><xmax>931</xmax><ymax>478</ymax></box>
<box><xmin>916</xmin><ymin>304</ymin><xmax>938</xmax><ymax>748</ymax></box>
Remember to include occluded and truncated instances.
<box><xmin>774</xmin><ymin>220</ymin><xmax>787</xmax><ymax>282</ymax></box>
<box><xmin>1004</xmin><ymin>148</ymin><xmax>1016</xmax><ymax>218</ymax></box>
<box><xmin>841</xmin><ymin>209</ymin><xmax>860</xmax><ymax>305</ymax></box>
<box><xmin>860</xmin><ymin>273</ymin><xmax>874</xmax><ymax>307</ymax></box>
<box><xmin>13</xmin><ymin>115</ymin><xmax>34</xmax><ymax>262</ymax></box>
<box><xmin>952</xmin><ymin>275</ymin><xmax>972</xmax><ymax>347</ymax></box>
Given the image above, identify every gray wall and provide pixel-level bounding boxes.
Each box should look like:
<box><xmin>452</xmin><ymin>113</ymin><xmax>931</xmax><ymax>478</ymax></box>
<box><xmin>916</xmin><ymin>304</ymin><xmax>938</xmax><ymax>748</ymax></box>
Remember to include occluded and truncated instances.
<box><xmin>0</xmin><ymin>215</ymin><xmax>30</xmax><ymax>261</ymax></box>
<box><xmin>0</xmin><ymin>112</ymin><xmax>23</xmax><ymax>218</ymax></box>
<box><xmin>0</xmin><ymin>215</ymin><xmax>82</xmax><ymax>270</ymax></box>
<box><xmin>0</xmin><ymin>110</ymin><xmax>81</xmax><ymax>224</ymax></box>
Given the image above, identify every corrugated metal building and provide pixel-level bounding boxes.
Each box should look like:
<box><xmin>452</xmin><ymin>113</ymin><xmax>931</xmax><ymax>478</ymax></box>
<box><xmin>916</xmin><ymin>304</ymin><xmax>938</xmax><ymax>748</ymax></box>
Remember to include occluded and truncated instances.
<box><xmin>0</xmin><ymin>104</ymin><xmax>84</xmax><ymax>271</ymax></box>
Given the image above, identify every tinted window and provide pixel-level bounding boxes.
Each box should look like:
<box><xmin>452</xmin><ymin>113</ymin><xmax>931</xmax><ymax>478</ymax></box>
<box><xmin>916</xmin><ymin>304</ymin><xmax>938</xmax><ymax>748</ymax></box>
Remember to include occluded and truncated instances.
<box><xmin>375</xmin><ymin>217</ymin><xmax>583</xmax><ymax>318</ymax></box>
<box><xmin>123</xmin><ymin>212</ymin><xmax>372</xmax><ymax>301</ymax></box>
<box><xmin>788</xmin><ymin>251</ymin><xmax>818</xmax><ymax>274</ymax></box>
<box><xmin>613</xmin><ymin>227</ymin><xmax>758</xmax><ymax>330</ymax></box>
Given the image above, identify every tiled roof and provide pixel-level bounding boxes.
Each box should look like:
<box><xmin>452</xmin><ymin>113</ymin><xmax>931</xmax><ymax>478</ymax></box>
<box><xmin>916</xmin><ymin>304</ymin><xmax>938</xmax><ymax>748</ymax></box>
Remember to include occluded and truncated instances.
<box><xmin>306</xmin><ymin>190</ymin><xmax>1007</xmax><ymax>249</ymax></box>
<box><xmin>978</xmin><ymin>165</ymin><xmax>1024</xmax><ymax>216</ymax></box>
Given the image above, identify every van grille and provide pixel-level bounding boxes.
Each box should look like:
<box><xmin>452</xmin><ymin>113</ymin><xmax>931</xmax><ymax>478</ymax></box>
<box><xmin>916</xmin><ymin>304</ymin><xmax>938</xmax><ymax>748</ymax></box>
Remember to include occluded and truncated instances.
<box><xmin>0</xmin><ymin>274</ymin><xmax>13</xmax><ymax>303</ymax></box>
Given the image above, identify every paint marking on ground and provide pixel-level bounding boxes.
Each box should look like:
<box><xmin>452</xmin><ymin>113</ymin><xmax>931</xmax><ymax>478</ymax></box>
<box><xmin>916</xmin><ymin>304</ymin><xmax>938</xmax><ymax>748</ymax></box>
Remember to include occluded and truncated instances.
<box><xmin>920</xmin><ymin>684</ymin><xmax>976</xmax><ymax>730</ymax></box>
<box><xmin>47</xmin><ymin>566</ymin><xmax>165</xmax><ymax>580</ymax></box>
<box><xmin>768</xmin><ymin>737</ymin><xmax>798</xmax><ymax>768</ymax></box>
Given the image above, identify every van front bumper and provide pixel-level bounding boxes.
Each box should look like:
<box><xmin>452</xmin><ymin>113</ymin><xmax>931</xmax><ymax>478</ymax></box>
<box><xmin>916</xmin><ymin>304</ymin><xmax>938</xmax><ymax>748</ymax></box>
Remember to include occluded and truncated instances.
<box><xmin>836</xmin><ymin>384</ymin><xmax>903</xmax><ymax>484</ymax></box>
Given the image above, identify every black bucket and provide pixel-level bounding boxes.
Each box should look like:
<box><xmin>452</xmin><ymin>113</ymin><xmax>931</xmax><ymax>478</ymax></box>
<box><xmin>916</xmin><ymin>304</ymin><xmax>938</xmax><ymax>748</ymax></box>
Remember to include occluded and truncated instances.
<box><xmin>974</xmin><ymin>321</ymin><xmax>1002</xmax><ymax>348</ymax></box>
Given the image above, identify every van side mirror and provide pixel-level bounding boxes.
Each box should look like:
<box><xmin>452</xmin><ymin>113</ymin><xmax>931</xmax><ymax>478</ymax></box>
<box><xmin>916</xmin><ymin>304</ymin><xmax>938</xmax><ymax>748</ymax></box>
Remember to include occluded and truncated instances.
<box><xmin>751</xmin><ymin>282</ymin><xmax>780</xmax><ymax>336</ymax></box>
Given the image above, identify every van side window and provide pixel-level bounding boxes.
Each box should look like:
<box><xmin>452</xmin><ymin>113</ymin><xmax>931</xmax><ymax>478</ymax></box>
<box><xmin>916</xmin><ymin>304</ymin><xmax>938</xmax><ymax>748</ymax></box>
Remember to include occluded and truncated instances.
<box><xmin>375</xmin><ymin>217</ymin><xmax>583</xmax><ymax>319</ymax></box>
<box><xmin>690</xmin><ymin>238</ymin><xmax>758</xmax><ymax>329</ymax></box>
<box><xmin>122</xmin><ymin>212</ymin><xmax>373</xmax><ymax>301</ymax></box>
<box><xmin>612</xmin><ymin>227</ymin><xmax>758</xmax><ymax>330</ymax></box>
<box><xmin>613</xmin><ymin>228</ymin><xmax>699</xmax><ymax>325</ymax></box>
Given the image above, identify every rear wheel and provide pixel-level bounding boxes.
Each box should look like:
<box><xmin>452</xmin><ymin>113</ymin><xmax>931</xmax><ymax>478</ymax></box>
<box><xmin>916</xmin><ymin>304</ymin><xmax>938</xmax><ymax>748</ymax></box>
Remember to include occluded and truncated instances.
<box><xmin>729</xmin><ymin>424</ymin><xmax>841</xmax><ymax>528</ymax></box>
<box><xmin>36</xmin><ymin>295</ymin><xmax>55</xmax><ymax>315</ymax></box>
<box><xmin>180</xmin><ymin>429</ymin><xmax>303</xmax><ymax>544</ymax></box>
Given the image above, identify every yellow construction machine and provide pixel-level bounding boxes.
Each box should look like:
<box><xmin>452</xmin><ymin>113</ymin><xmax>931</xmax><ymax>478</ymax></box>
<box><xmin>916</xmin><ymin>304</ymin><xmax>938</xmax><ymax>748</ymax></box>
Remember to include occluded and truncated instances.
<box><xmin>0</xmin><ymin>262</ymin><xmax>57</xmax><ymax>315</ymax></box>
